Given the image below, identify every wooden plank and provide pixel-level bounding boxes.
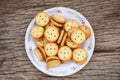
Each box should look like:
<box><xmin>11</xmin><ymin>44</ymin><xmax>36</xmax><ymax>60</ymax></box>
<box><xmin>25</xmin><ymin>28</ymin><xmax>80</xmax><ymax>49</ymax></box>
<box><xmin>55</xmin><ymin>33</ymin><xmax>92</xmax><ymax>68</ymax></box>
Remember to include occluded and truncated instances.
<box><xmin>0</xmin><ymin>52</ymin><xmax>120</xmax><ymax>80</ymax></box>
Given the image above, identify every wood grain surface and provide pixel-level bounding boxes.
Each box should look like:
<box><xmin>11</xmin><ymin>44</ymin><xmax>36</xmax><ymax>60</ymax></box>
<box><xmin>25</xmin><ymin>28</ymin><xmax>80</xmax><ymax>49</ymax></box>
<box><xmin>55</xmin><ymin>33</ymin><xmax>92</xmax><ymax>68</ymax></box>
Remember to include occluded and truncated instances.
<box><xmin>0</xmin><ymin>0</ymin><xmax>120</xmax><ymax>80</ymax></box>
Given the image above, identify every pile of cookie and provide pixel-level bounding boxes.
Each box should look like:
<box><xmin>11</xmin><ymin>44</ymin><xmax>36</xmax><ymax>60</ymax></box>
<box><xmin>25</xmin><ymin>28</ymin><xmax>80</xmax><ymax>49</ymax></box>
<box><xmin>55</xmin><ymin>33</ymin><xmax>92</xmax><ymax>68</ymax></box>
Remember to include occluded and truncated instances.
<box><xmin>30</xmin><ymin>12</ymin><xmax>91</xmax><ymax>68</ymax></box>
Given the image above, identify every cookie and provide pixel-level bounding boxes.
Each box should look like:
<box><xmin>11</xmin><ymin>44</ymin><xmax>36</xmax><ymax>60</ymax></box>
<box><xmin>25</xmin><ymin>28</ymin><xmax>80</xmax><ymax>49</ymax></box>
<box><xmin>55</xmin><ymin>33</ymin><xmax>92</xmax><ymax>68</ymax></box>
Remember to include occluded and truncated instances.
<box><xmin>44</xmin><ymin>43</ymin><xmax>58</xmax><ymax>56</ymax></box>
<box><xmin>73</xmin><ymin>48</ymin><xmax>87</xmax><ymax>64</ymax></box>
<box><xmin>68</xmin><ymin>27</ymin><xmax>78</xmax><ymax>38</ymax></box>
<box><xmin>52</xmin><ymin>14</ymin><xmax>65</xmax><ymax>24</ymax></box>
<box><xmin>46</xmin><ymin>56</ymin><xmax>60</xmax><ymax>62</ymax></box>
<box><xmin>66</xmin><ymin>38</ymin><xmax>80</xmax><ymax>49</ymax></box>
<box><xmin>45</xmin><ymin>22</ymin><xmax>56</xmax><ymax>29</ymax></box>
<box><xmin>47</xmin><ymin>59</ymin><xmax>61</xmax><ymax>68</ymax></box>
<box><xmin>71</xmin><ymin>30</ymin><xmax>86</xmax><ymax>44</ymax></box>
<box><xmin>51</xmin><ymin>19</ymin><xmax>63</xmax><ymax>27</ymax></box>
<box><xmin>79</xmin><ymin>25</ymin><xmax>91</xmax><ymax>39</ymax></box>
<box><xmin>44</xmin><ymin>26</ymin><xmax>59</xmax><ymax>42</ymax></box>
<box><xmin>60</xmin><ymin>32</ymin><xmax>68</xmax><ymax>46</ymax></box>
<box><xmin>34</xmin><ymin>47</ymin><xmax>46</xmax><ymax>61</ymax></box>
<box><xmin>30</xmin><ymin>26</ymin><xmax>44</xmax><ymax>39</ymax></box>
<box><xmin>57</xmin><ymin>30</ymin><xmax>65</xmax><ymax>44</ymax></box>
<box><xmin>35</xmin><ymin>38</ymin><xmax>47</xmax><ymax>47</ymax></box>
<box><xmin>35</xmin><ymin>12</ymin><xmax>50</xmax><ymax>27</ymax></box>
<box><xmin>58</xmin><ymin>46</ymin><xmax>72</xmax><ymax>63</ymax></box>
<box><xmin>64</xmin><ymin>19</ymin><xmax>79</xmax><ymax>32</ymax></box>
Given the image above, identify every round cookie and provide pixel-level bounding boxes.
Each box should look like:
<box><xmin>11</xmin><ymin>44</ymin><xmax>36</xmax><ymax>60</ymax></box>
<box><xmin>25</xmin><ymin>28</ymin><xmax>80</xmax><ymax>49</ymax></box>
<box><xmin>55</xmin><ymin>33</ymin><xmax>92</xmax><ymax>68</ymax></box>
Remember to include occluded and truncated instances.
<box><xmin>64</xmin><ymin>19</ymin><xmax>79</xmax><ymax>32</ymax></box>
<box><xmin>52</xmin><ymin>14</ymin><xmax>65</xmax><ymax>24</ymax></box>
<box><xmin>71</xmin><ymin>30</ymin><xmax>86</xmax><ymax>44</ymax></box>
<box><xmin>44</xmin><ymin>43</ymin><xmax>58</xmax><ymax>56</ymax></box>
<box><xmin>34</xmin><ymin>47</ymin><xmax>46</xmax><ymax>61</ymax></box>
<box><xmin>51</xmin><ymin>19</ymin><xmax>63</xmax><ymax>27</ymax></box>
<box><xmin>45</xmin><ymin>22</ymin><xmax>56</xmax><ymax>29</ymax></box>
<box><xmin>66</xmin><ymin>38</ymin><xmax>80</xmax><ymax>49</ymax></box>
<box><xmin>73</xmin><ymin>48</ymin><xmax>87</xmax><ymax>64</ymax></box>
<box><xmin>44</xmin><ymin>26</ymin><xmax>59</xmax><ymax>42</ymax></box>
<box><xmin>35</xmin><ymin>38</ymin><xmax>47</xmax><ymax>47</ymax></box>
<box><xmin>57</xmin><ymin>30</ymin><xmax>65</xmax><ymax>44</ymax></box>
<box><xmin>79</xmin><ymin>25</ymin><xmax>91</xmax><ymax>39</ymax></box>
<box><xmin>68</xmin><ymin>27</ymin><xmax>78</xmax><ymax>38</ymax></box>
<box><xmin>35</xmin><ymin>12</ymin><xmax>50</xmax><ymax>27</ymax></box>
<box><xmin>58</xmin><ymin>46</ymin><xmax>72</xmax><ymax>63</ymax></box>
<box><xmin>60</xmin><ymin>32</ymin><xmax>68</xmax><ymax>46</ymax></box>
<box><xmin>47</xmin><ymin>60</ymin><xmax>61</xmax><ymax>68</ymax></box>
<box><xmin>46</xmin><ymin>56</ymin><xmax>59</xmax><ymax>62</ymax></box>
<box><xmin>30</xmin><ymin>26</ymin><xmax>44</xmax><ymax>39</ymax></box>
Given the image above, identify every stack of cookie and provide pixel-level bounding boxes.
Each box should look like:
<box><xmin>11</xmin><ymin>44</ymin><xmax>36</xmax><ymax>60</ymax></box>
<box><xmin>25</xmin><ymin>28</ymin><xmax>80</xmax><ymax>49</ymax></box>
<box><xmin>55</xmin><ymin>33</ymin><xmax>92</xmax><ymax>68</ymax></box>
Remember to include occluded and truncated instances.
<box><xmin>30</xmin><ymin>11</ymin><xmax>91</xmax><ymax>68</ymax></box>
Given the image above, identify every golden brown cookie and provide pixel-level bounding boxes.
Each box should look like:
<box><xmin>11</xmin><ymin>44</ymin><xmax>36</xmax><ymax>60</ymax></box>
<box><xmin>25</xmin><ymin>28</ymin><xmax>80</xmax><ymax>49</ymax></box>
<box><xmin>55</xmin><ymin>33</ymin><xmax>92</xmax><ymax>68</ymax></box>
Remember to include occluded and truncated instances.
<box><xmin>51</xmin><ymin>19</ymin><xmax>63</xmax><ymax>27</ymax></box>
<box><xmin>64</xmin><ymin>19</ymin><xmax>79</xmax><ymax>32</ymax></box>
<box><xmin>35</xmin><ymin>12</ymin><xmax>50</xmax><ymax>27</ymax></box>
<box><xmin>60</xmin><ymin>32</ymin><xmax>68</xmax><ymax>46</ymax></box>
<box><xmin>34</xmin><ymin>47</ymin><xmax>46</xmax><ymax>61</ymax></box>
<box><xmin>44</xmin><ymin>43</ymin><xmax>58</xmax><ymax>56</ymax></box>
<box><xmin>30</xmin><ymin>26</ymin><xmax>44</xmax><ymax>39</ymax></box>
<box><xmin>45</xmin><ymin>22</ymin><xmax>56</xmax><ymax>29</ymax></box>
<box><xmin>79</xmin><ymin>25</ymin><xmax>91</xmax><ymax>39</ymax></box>
<box><xmin>58</xmin><ymin>46</ymin><xmax>72</xmax><ymax>63</ymax></box>
<box><xmin>44</xmin><ymin>26</ymin><xmax>59</xmax><ymax>42</ymax></box>
<box><xmin>68</xmin><ymin>27</ymin><xmax>78</xmax><ymax>38</ymax></box>
<box><xmin>35</xmin><ymin>38</ymin><xmax>47</xmax><ymax>47</ymax></box>
<box><xmin>70</xmin><ymin>30</ymin><xmax>86</xmax><ymax>44</ymax></box>
<box><xmin>46</xmin><ymin>56</ymin><xmax>60</xmax><ymax>62</ymax></box>
<box><xmin>66</xmin><ymin>38</ymin><xmax>80</xmax><ymax>49</ymax></box>
<box><xmin>57</xmin><ymin>30</ymin><xmax>65</xmax><ymax>44</ymax></box>
<box><xmin>52</xmin><ymin>14</ymin><xmax>65</xmax><ymax>24</ymax></box>
<box><xmin>47</xmin><ymin>60</ymin><xmax>61</xmax><ymax>68</ymax></box>
<box><xmin>73</xmin><ymin>48</ymin><xmax>87</xmax><ymax>64</ymax></box>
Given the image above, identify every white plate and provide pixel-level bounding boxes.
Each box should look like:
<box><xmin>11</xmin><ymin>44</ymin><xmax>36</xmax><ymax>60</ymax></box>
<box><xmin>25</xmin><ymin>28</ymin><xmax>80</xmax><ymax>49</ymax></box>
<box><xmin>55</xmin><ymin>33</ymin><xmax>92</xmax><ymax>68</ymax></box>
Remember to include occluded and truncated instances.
<box><xmin>25</xmin><ymin>7</ymin><xmax>95</xmax><ymax>76</ymax></box>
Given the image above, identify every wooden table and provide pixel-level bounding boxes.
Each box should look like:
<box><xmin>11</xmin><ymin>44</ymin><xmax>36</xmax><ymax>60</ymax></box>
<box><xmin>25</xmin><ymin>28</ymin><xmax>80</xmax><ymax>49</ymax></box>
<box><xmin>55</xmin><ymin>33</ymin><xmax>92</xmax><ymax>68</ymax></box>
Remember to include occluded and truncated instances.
<box><xmin>0</xmin><ymin>0</ymin><xmax>120</xmax><ymax>80</ymax></box>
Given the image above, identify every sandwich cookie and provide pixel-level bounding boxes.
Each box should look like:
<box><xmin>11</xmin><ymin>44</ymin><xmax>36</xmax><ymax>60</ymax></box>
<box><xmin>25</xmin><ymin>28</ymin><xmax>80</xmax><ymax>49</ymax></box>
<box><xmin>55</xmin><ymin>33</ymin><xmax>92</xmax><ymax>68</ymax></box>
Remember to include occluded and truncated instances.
<box><xmin>34</xmin><ymin>47</ymin><xmax>46</xmax><ymax>61</ymax></box>
<box><xmin>46</xmin><ymin>56</ymin><xmax>61</xmax><ymax>68</ymax></box>
<box><xmin>60</xmin><ymin>32</ymin><xmax>68</xmax><ymax>46</ymax></box>
<box><xmin>57</xmin><ymin>30</ymin><xmax>65</xmax><ymax>44</ymax></box>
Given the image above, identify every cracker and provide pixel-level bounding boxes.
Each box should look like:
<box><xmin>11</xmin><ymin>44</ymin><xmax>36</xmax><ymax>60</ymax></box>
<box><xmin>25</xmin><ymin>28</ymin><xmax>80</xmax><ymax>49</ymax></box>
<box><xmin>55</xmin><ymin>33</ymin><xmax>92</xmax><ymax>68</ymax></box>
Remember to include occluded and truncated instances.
<box><xmin>44</xmin><ymin>26</ymin><xmax>59</xmax><ymax>42</ymax></box>
<box><xmin>35</xmin><ymin>12</ymin><xmax>49</xmax><ymax>27</ymax></box>
<box><xmin>70</xmin><ymin>30</ymin><xmax>86</xmax><ymax>44</ymax></box>
<box><xmin>73</xmin><ymin>48</ymin><xmax>87</xmax><ymax>64</ymax></box>
<box><xmin>66</xmin><ymin>38</ymin><xmax>80</xmax><ymax>49</ymax></box>
<box><xmin>35</xmin><ymin>37</ymin><xmax>47</xmax><ymax>47</ymax></box>
<box><xmin>58</xmin><ymin>46</ymin><xmax>72</xmax><ymax>63</ymax></box>
<box><xmin>44</xmin><ymin>43</ymin><xmax>58</xmax><ymax>56</ymax></box>
<box><xmin>79</xmin><ymin>25</ymin><xmax>91</xmax><ymax>39</ymax></box>
<box><xmin>64</xmin><ymin>19</ymin><xmax>79</xmax><ymax>32</ymax></box>
<box><xmin>30</xmin><ymin>26</ymin><xmax>44</xmax><ymax>39</ymax></box>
